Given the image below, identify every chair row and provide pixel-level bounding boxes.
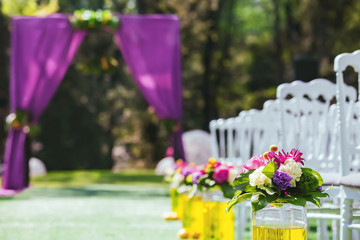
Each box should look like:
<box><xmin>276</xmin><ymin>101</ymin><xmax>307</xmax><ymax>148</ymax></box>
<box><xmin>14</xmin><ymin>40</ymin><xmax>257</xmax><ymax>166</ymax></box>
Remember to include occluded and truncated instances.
<box><xmin>210</xmin><ymin>78</ymin><xmax>359</xmax><ymax>180</ymax></box>
<box><xmin>209</xmin><ymin>50</ymin><xmax>360</xmax><ymax>239</ymax></box>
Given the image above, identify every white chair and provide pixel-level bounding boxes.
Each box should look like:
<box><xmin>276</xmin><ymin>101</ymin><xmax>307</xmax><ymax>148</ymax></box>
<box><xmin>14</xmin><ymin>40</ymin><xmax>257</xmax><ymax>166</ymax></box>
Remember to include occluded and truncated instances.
<box><xmin>277</xmin><ymin>79</ymin><xmax>356</xmax><ymax>184</ymax></box>
<box><xmin>277</xmin><ymin>78</ymin><xmax>357</xmax><ymax>240</ymax></box>
<box><xmin>334</xmin><ymin>49</ymin><xmax>360</xmax><ymax>240</ymax></box>
<box><xmin>209</xmin><ymin>117</ymin><xmax>240</xmax><ymax>164</ymax></box>
<box><xmin>209</xmin><ymin>115</ymin><xmax>250</xmax><ymax>240</ymax></box>
<box><xmin>209</xmin><ymin>112</ymin><xmax>255</xmax><ymax>166</ymax></box>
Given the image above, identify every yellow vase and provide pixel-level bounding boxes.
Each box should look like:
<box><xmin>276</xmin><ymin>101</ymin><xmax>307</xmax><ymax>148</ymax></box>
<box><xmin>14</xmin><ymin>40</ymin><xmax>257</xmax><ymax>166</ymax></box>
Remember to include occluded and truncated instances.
<box><xmin>178</xmin><ymin>194</ymin><xmax>192</xmax><ymax>239</ymax></box>
<box><xmin>201</xmin><ymin>191</ymin><xmax>234</xmax><ymax>240</ymax></box>
<box><xmin>189</xmin><ymin>195</ymin><xmax>203</xmax><ymax>239</ymax></box>
<box><xmin>182</xmin><ymin>194</ymin><xmax>192</xmax><ymax>230</ymax></box>
<box><xmin>170</xmin><ymin>188</ymin><xmax>180</xmax><ymax>217</ymax></box>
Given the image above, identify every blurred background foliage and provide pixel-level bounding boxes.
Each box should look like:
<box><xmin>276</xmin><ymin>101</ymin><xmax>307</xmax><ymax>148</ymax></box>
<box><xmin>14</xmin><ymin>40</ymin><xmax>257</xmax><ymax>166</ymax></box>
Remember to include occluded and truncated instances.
<box><xmin>0</xmin><ymin>0</ymin><xmax>360</xmax><ymax>170</ymax></box>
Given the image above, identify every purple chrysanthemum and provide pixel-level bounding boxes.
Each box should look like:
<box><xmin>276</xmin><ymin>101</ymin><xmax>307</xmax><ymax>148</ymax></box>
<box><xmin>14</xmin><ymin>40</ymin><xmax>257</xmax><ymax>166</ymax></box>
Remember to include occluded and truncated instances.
<box><xmin>181</xmin><ymin>166</ymin><xmax>194</xmax><ymax>178</ymax></box>
<box><xmin>273</xmin><ymin>171</ymin><xmax>293</xmax><ymax>191</ymax></box>
<box><xmin>192</xmin><ymin>171</ymin><xmax>202</xmax><ymax>184</ymax></box>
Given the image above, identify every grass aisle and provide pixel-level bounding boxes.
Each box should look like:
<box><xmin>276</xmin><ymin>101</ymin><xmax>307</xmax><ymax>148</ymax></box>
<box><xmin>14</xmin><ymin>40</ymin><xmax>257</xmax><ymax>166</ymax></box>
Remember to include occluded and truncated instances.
<box><xmin>0</xmin><ymin>170</ymin><xmax>181</xmax><ymax>240</ymax></box>
<box><xmin>0</xmin><ymin>170</ymin><xmax>326</xmax><ymax>240</ymax></box>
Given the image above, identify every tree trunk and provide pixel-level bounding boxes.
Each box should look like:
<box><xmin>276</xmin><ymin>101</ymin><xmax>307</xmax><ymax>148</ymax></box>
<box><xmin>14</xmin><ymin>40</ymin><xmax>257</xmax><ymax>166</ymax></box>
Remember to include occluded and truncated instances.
<box><xmin>0</xmin><ymin>7</ymin><xmax>10</xmax><ymax>160</ymax></box>
<box><xmin>272</xmin><ymin>0</ymin><xmax>285</xmax><ymax>83</ymax></box>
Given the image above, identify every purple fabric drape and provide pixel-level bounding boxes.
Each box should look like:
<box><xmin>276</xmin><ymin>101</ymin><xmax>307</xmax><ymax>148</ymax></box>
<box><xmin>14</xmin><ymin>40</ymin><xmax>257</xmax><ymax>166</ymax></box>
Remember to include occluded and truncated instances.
<box><xmin>2</xmin><ymin>15</ymin><xmax>85</xmax><ymax>191</ymax></box>
<box><xmin>114</xmin><ymin>15</ymin><xmax>185</xmax><ymax>160</ymax></box>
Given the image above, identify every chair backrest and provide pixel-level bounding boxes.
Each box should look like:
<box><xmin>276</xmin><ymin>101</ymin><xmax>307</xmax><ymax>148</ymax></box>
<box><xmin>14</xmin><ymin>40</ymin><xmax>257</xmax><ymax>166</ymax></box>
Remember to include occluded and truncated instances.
<box><xmin>277</xmin><ymin>78</ymin><xmax>357</xmax><ymax>173</ymax></box>
<box><xmin>335</xmin><ymin>50</ymin><xmax>360</xmax><ymax>176</ymax></box>
<box><xmin>261</xmin><ymin>99</ymin><xmax>282</xmax><ymax>150</ymax></box>
<box><xmin>209</xmin><ymin>110</ymin><xmax>260</xmax><ymax>166</ymax></box>
<box><xmin>238</xmin><ymin>109</ymin><xmax>264</xmax><ymax>159</ymax></box>
<box><xmin>209</xmin><ymin>117</ymin><xmax>243</xmax><ymax>164</ymax></box>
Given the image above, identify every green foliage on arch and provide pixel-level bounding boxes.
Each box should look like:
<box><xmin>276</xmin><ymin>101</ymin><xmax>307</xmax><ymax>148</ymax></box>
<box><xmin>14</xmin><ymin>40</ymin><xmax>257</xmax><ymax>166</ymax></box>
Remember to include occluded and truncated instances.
<box><xmin>70</xmin><ymin>9</ymin><xmax>119</xmax><ymax>31</ymax></box>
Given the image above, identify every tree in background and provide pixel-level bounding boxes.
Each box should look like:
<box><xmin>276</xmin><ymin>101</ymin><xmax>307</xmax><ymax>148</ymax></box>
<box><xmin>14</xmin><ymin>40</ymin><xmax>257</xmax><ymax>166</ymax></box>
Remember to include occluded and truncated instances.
<box><xmin>1</xmin><ymin>0</ymin><xmax>360</xmax><ymax>170</ymax></box>
<box><xmin>1</xmin><ymin>0</ymin><xmax>59</xmax><ymax>16</ymax></box>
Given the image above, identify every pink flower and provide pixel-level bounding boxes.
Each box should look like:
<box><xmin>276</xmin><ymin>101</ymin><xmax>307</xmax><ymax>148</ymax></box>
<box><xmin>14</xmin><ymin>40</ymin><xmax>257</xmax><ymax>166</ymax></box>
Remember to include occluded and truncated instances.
<box><xmin>267</xmin><ymin>150</ymin><xmax>288</xmax><ymax>165</ymax></box>
<box><xmin>213</xmin><ymin>166</ymin><xmax>229</xmax><ymax>183</ymax></box>
<box><xmin>243</xmin><ymin>155</ymin><xmax>267</xmax><ymax>171</ymax></box>
<box><xmin>289</xmin><ymin>149</ymin><xmax>304</xmax><ymax>165</ymax></box>
<box><xmin>267</xmin><ymin>149</ymin><xmax>305</xmax><ymax>165</ymax></box>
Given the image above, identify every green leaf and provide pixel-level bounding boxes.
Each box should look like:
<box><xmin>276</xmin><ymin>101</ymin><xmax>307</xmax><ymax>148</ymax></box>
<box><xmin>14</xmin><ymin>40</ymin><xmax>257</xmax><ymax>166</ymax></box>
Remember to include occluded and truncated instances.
<box><xmin>305</xmin><ymin>196</ymin><xmax>321</xmax><ymax>207</ymax></box>
<box><xmin>226</xmin><ymin>192</ymin><xmax>252</xmax><ymax>212</ymax></box>
<box><xmin>251</xmin><ymin>192</ymin><xmax>268</xmax><ymax>212</ymax></box>
<box><xmin>262</xmin><ymin>188</ymin><xmax>279</xmax><ymax>203</ymax></box>
<box><xmin>302</xmin><ymin>168</ymin><xmax>323</xmax><ymax>186</ymax></box>
<box><xmin>220</xmin><ymin>183</ymin><xmax>236</xmax><ymax>199</ymax></box>
<box><xmin>287</xmin><ymin>197</ymin><xmax>307</xmax><ymax>207</ymax></box>
<box><xmin>309</xmin><ymin>191</ymin><xmax>329</xmax><ymax>198</ymax></box>
<box><xmin>244</xmin><ymin>185</ymin><xmax>257</xmax><ymax>192</ymax></box>
<box><xmin>262</xmin><ymin>162</ymin><xmax>277</xmax><ymax>179</ymax></box>
<box><xmin>233</xmin><ymin>170</ymin><xmax>255</xmax><ymax>185</ymax></box>
<box><xmin>233</xmin><ymin>170</ymin><xmax>255</xmax><ymax>191</ymax></box>
<box><xmin>262</xmin><ymin>186</ymin><xmax>277</xmax><ymax>195</ymax></box>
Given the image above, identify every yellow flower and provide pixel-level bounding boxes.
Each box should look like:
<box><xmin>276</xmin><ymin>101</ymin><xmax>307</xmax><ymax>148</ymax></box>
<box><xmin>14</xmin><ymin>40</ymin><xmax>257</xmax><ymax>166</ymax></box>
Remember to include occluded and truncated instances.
<box><xmin>208</xmin><ymin>158</ymin><xmax>217</xmax><ymax>164</ymax></box>
<box><xmin>263</xmin><ymin>152</ymin><xmax>269</xmax><ymax>160</ymax></box>
<box><xmin>270</xmin><ymin>145</ymin><xmax>278</xmax><ymax>152</ymax></box>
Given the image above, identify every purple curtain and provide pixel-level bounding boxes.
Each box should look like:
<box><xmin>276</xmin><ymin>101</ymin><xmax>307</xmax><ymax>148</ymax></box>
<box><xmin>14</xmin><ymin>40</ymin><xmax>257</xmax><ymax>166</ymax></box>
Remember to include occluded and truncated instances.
<box><xmin>2</xmin><ymin>15</ymin><xmax>85</xmax><ymax>191</ymax></box>
<box><xmin>114</xmin><ymin>15</ymin><xmax>185</xmax><ymax>160</ymax></box>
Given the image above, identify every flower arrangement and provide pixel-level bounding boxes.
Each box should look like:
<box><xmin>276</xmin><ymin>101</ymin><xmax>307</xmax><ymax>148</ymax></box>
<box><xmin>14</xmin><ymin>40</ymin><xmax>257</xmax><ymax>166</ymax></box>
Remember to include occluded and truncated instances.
<box><xmin>168</xmin><ymin>159</ymin><xmax>199</xmax><ymax>190</ymax></box>
<box><xmin>227</xmin><ymin>145</ymin><xmax>329</xmax><ymax>212</ymax></box>
<box><xmin>5</xmin><ymin>110</ymin><xmax>40</xmax><ymax>136</ymax></box>
<box><xmin>70</xmin><ymin>9</ymin><xmax>119</xmax><ymax>31</ymax></box>
<box><xmin>189</xmin><ymin>158</ymin><xmax>238</xmax><ymax>199</ymax></box>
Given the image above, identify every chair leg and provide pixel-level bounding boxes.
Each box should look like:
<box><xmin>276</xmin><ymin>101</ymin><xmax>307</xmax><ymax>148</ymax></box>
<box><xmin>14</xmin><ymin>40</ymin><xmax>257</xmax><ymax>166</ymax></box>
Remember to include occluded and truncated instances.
<box><xmin>322</xmin><ymin>220</ymin><xmax>330</xmax><ymax>240</ymax></box>
<box><xmin>235</xmin><ymin>203</ymin><xmax>247</xmax><ymax>240</ymax></box>
<box><xmin>353</xmin><ymin>229</ymin><xmax>360</xmax><ymax>240</ymax></box>
<box><xmin>317</xmin><ymin>219</ymin><xmax>329</xmax><ymax>240</ymax></box>
<box><xmin>340</xmin><ymin>198</ymin><xmax>353</xmax><ymax>240</ymax></box>
<box><xmin>317</xmin><ymin>219</ymin><xmax>323</xmax><ymax>240</ymax></box>
<box><xmin>332</xmin><ymin>218</ymin><xmax>339</xmax><ymax>240</ymax></box>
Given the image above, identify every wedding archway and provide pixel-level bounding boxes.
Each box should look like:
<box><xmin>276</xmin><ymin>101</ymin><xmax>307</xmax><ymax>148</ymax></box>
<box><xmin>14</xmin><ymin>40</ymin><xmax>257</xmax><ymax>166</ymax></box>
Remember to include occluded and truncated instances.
<box><xmin>2</xmin><ymin>13</ymin><xmax>184</xmax><ymax>192</ymax></box>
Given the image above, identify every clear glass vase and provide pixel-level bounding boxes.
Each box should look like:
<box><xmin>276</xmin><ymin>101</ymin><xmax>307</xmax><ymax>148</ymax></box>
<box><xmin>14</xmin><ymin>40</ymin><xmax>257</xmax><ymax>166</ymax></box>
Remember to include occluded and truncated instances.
<box><xmin>252</xmin><ymin>204</ymin><xmax>307</xmax><ymax>240</ymax></box>
<box><xmin>201</xmin><ymin>189</ymin><xmax>235</xmax><ymax>240</ymax></box>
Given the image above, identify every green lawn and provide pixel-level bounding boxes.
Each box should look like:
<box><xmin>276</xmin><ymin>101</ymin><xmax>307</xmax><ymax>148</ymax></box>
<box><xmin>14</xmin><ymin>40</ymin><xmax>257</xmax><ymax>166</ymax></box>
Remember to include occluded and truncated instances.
<box><xmin>0</xmin><ymin>170</ymin><xmax>330</xmax><ymax>239</ymax></box>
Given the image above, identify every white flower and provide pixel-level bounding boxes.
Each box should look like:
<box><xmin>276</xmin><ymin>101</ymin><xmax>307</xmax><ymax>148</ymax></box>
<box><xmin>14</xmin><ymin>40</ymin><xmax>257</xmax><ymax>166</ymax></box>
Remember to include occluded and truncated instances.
<box><xmin>278</xmin><ymin>159</ymin><xmax>302</xmax><ymax>186</ymax></box>
<box><xmin>164</xmin><ymin>167</ymin><xmax>175</xmax><ymax>177</ymax></box>
<box><xmin>228</xmin><ymin>168</ymin><xmax>238</xmax><ymax>184</ymax></box>
<box><xmin>170</xmin><ymin>172</ymin><xmax>184</xmax><ymax>189</ymax></box>
<box><xmin>249</xmin><ymin>166</ymin><xmax>271</xmax><ymax>187</ymax></box>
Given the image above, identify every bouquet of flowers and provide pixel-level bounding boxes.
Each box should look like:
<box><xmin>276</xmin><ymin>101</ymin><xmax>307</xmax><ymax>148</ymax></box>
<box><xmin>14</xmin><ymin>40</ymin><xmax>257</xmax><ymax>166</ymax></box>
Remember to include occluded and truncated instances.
<box><xmin>227</xmin><ymin>145</ymin><xmax>329</xmax><ymax>212</ymax></box>
<box><xmin>189</xmin><ymin>158</ymin><xmax>239</xmax><ymax>199</ymax></box>
<box><xmin>168</xmin><ymin>159</ymin><xmax>199</xmax><ymax>190</ymax></box>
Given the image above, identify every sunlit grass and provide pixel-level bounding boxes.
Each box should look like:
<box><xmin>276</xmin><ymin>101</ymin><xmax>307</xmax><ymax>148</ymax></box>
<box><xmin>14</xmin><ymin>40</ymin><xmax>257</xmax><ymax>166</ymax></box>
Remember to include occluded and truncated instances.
<box><xmin>0</xmin><ymin>170</ymin><xmax>333</xmax><ymax>239</ymax></box>
<box><xmin>31</xmin><ymin>169</ymin><xmax>165</xmax><ymax>187</ymax></box>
